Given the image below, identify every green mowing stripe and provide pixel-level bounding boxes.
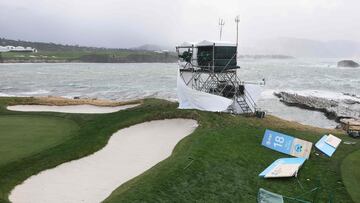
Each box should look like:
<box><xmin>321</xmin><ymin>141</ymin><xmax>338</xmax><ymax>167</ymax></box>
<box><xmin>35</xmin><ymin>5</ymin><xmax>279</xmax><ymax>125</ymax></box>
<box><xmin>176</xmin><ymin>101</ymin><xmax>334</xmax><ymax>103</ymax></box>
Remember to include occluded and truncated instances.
<box><xmin>0</xmin><ymin>115</ymin><xmax>79</xmax><ymax>167</ymax></box>
<box><xmin>0</xmin><ymin>97</ymin><xmax>358</xmax><ymax>203</ymax></box>
<box><xmin>342</xmin><ymin>149</ymin><xmax>360</xmax><ymax>203</ymax></box>
<box><xmin>0</xmin><ymin>98</ymin><xmax>197</xmax><ymax>203</ymax></box>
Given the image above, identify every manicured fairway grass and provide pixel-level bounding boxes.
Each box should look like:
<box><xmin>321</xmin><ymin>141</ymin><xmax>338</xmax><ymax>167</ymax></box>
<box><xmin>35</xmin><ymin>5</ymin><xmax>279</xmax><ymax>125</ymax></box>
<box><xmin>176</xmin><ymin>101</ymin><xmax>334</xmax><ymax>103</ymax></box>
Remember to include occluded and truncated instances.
<box><xmin>104</xmin><ymin>115</ymin><xmax>359</xmax><ymax>203</ymax></box>
<box><xmin>0</xmin><ymin>115</ymin><xmax>78</xmax><ymax>167</ymax></box>
<box><xmin>0</xmin><ymin>97</ymin><xmax>359</xmax><ymax>203</ymax></box>
<box><xmin>342</xmin><ymin>149</ymin><xmax>360</xmax><ymax>203</ymax></box>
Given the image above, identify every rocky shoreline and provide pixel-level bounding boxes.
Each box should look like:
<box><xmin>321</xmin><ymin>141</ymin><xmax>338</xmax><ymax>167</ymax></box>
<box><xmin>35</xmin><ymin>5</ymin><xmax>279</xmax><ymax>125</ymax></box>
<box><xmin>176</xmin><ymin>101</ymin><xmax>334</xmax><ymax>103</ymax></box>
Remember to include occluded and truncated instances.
<box><xmin>274</xmin><ymin>91</ymin><xmax>360</xmax><ymax>129</ymax></box>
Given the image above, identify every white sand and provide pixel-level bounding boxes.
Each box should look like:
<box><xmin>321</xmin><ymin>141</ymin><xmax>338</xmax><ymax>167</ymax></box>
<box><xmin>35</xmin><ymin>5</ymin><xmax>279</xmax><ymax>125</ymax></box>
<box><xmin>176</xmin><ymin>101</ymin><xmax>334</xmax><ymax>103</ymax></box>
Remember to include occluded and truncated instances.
<box><xmin>6</xmin><ymin>104</ymin><xmax>139</xmax><ymax>114</ymax></box>
<box><xmin>9</xmin><ymin>119</ymin><xmax>198</xmax><ymax>203</ymax></box>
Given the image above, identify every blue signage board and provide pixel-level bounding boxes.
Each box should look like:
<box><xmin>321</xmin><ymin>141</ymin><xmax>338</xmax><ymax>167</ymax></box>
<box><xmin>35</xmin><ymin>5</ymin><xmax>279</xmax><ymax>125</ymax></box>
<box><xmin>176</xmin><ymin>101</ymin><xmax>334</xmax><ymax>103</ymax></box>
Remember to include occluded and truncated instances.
<box><xmin>315</xmin><ymin>135</ymin><xmax>341</xmax><ymax>157</ymax></box>
<box><xmin>262</xmin><ymin>129</ymin><xmax>294</xmax><ymax>154</ymax></box>
<box><xmin>259</xmin><ymin>157</ymin><xmax>306</xmax><ymax>178</ymax></box>
<box><xmin>261</xmin><ymin>129</ymin><xmax>312</xmax><ymax>159</ymax></box>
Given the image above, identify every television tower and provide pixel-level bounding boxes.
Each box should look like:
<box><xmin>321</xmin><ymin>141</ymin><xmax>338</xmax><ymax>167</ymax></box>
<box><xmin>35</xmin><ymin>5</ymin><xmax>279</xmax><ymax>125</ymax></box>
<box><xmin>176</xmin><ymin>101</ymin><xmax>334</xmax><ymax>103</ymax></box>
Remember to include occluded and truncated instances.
<box><xmin>219</xmin><ymin>18</ymin><xmax>225</xmax><ymax>40</ymax></box>
<box><xmin>235</xmin><ymin>15</ymin><xmax>240</xmax><ymax>48</ymax></box>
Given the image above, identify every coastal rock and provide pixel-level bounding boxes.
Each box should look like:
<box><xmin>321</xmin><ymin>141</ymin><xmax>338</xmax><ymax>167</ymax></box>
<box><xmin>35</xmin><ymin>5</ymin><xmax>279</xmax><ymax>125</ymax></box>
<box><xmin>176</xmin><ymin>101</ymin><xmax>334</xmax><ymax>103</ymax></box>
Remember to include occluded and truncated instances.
<box><xmin>274</xmin><ymin>91</ymin><xmax>360</xmax><ymax>121</ymax></box>
<box><xmin>340</xmin><ymin>118</ymin><xmax>360</xmax><ymax>127</ymax></box>
<box><xmin>343</xmin><ymin>99</ymin><xmax>360</xmax><ymax>105</ymax></box>
<box><xmin>340</xmin><ymin>118</ymin><xmax>360</xmax><ymax>136</ymax></box>
<box><xmin>337</xmin><ymin>60</ymin><xmax>360</xmax><ymax>68</ymax></box>
<box><xmin>343</xmin><ymin>92</ymin><xmax>360</xmax><ymax>99</ymax></box>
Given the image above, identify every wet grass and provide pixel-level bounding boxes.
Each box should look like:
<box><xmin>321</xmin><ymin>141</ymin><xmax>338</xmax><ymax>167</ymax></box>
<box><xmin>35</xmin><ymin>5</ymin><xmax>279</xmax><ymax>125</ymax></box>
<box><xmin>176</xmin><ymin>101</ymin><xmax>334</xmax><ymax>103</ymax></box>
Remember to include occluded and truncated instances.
<box><xmin>0</xmin><ymin>97</ymin><xmax>359</xmax><ymax>202</ymax></box>
<box><xmin>341</xmin><ymin>149</ymin><xmax>360</xmax><ymax>203</ymax></box>
<box><xmin>105</xmin><ymin>113</ymin><xmax>359</xmax><ymax>203</ymax></box>
<box><xmin>0</xmin><ymin>115</ymin><xmax>78</xmax><ymax>167</ymax></box>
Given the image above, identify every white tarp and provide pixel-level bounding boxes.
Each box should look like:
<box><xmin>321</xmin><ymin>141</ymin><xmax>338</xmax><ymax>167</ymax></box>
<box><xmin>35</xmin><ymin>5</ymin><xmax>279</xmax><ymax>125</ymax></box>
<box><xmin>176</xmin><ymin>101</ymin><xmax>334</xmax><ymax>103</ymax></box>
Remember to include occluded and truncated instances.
<box><xmin>177</xmin><ymin>71</ymin><xmax>233</xmax><ymax>112</ymax></box>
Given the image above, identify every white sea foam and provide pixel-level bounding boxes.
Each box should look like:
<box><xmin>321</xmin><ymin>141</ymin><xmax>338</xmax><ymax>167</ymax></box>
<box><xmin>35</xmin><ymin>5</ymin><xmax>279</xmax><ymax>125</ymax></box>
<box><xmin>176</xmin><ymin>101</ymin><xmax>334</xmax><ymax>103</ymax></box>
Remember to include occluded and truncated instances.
<box><xmin>0</xmin><ymin>61</ymin><xmax>359</xmax><ymax>128</ymax></box>
<box><xmin>18</xmin><ymin>90</ymin><xmax>50</xmax><ymax>95</ymax></box>
<box><xmin>281</xmin><ymin>89</ymin><xmax>360</xmax><ymax>103</ymax></box>
<box><xmin>260</xmin><ymin>89</ymin><xmax>278</xmax><ymax>99</ymax></box>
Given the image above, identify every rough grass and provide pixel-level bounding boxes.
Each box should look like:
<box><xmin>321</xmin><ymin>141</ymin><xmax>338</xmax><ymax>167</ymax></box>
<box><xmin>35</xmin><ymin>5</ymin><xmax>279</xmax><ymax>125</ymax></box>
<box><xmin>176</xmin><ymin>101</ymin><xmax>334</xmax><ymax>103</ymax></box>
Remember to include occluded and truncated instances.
<box><xmin>0</xmin><ymin>97</ymin><xmax>358</xmax><ymax>203</ymax></box>
<box><xmin>104</xmin><ymin>114</ymin><xmax>359</xmax><ymax>203</ymax></box>
<box><xmin>341</xmin><ymin>149</ymin><xmax>360</xmax><ymax>203</ymax></box>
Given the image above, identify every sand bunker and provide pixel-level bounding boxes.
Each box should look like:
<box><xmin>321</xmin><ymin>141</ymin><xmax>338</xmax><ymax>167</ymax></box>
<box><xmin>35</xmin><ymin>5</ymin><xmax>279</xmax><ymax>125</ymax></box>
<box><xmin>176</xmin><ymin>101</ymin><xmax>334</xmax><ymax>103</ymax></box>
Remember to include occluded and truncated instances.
<box><xmin>9</xmin><ymin>119</ymin><xmax>198</xmax><ymax>203</ymax></box>
<box><xmin>7</xmin><ymin>104</ymin><xmax>139</xmax><ymax>114</ymax></box>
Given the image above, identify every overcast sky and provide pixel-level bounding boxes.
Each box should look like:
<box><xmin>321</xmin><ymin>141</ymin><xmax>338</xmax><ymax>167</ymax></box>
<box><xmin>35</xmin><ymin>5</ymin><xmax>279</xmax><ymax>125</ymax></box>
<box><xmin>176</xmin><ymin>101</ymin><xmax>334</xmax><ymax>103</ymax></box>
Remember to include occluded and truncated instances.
<box><xmin>1</xmin><ymin>0</ymin><xmax>359</xmax><ymax>48</ymax></box>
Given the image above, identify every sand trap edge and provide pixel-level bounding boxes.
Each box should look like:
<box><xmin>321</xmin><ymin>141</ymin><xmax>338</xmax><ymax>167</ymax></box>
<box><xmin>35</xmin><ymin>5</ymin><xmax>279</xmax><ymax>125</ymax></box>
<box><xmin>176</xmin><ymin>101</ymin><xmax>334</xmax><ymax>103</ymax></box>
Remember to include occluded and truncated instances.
<box><xmin>9</xmin><ymin>119</ymin><xmax>198</xmax><ymax>203</ymax></box>
<box><xmin>6</xmin><ymin>104</ymin><xmax>140</xmax><ymax>114</ymax></box>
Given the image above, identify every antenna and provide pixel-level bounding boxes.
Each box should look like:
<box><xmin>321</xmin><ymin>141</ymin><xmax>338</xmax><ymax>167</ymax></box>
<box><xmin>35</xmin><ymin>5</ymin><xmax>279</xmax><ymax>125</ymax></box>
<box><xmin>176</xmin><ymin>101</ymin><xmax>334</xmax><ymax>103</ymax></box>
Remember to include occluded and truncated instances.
<box><xmin>235</xmin><ymin>15</ymin><xmax>240</xmax><ymax>48</ymax></box>
<box><xmin>218</xmin><ymin>18</ymin><xmax>225</xmax><ymax>41</ymax></box>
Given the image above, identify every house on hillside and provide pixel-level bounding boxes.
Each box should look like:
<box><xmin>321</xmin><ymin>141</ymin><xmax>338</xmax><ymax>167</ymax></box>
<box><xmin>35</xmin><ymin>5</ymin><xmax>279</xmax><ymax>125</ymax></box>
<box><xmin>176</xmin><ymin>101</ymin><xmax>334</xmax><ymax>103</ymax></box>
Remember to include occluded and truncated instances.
<box><xmin>0</xmin><ymin>46</ymin><xmax>8</xmax><ymax>52</ymax></box>
<box><xmin>0</xmin><ymin>45</ymin><xmax>37</xmax><ymax>53</ymax></box>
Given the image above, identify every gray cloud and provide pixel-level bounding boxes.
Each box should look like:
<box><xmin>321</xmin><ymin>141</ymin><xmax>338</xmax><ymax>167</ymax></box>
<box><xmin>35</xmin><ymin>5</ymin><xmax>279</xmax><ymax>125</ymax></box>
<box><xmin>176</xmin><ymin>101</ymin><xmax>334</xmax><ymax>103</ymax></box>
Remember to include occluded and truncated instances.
<box><xmin>1</xmin><ymin>0</ymin><xmax>359</xmax><ymax>48</ymax></box>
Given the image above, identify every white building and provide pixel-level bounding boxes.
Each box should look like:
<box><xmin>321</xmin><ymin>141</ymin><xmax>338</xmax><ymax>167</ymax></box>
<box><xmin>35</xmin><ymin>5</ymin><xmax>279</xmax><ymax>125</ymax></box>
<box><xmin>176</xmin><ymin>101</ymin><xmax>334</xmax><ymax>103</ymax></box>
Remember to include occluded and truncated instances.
<box><xmin>0</xmin><ymin>45</ymin><xmax>37</xmax><ymax>52</ymax></box>
<box><xmin>0</xmin><ymin>46</ymin><xmax>8</xmax><ymax>52</ymax></box>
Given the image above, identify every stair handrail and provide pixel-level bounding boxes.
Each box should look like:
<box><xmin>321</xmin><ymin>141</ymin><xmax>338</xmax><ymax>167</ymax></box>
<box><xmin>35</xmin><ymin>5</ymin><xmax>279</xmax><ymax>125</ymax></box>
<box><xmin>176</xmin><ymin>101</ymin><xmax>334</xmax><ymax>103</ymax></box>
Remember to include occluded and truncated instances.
<box><xmin>241</xmin><ymin>88</ymin><xmax>257</xmax><ymax>112</ymax></box>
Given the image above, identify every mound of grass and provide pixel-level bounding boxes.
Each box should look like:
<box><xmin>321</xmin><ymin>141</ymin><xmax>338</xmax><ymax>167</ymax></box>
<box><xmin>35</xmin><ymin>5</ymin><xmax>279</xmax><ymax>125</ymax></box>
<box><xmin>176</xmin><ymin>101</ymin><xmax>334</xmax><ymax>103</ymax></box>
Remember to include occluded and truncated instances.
<box><xmin>0</xmin><ymin>97</ymin><xmax>359</xmax><ymax>203</ymax></box>
<box><xmin>342</xmin><ymin>149</ymin><xmax>360</xmax><ymax>203</ymax></box>
<box><xmin>104</xmin><ymin>114</ymin><xmax>359</xmax><ymax>203</ymax></box>
<box><xmin>0</xmin><ymin>115</ymin><xmax>78</xmax><ymax>167</ymax></box>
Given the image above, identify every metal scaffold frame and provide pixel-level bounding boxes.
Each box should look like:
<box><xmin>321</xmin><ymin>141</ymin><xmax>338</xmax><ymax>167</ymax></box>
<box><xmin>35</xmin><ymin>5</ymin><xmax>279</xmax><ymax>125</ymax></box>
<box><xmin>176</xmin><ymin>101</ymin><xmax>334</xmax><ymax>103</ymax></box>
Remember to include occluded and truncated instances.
<box><xmin>176</xmin><ymin>43</ymin><xmax>262</xmax><ymax>114</ymax></box>
<box><xmin>175</xmin><ymin>16</ymin><xmax>266</xmax><ymax>116</ymax></box>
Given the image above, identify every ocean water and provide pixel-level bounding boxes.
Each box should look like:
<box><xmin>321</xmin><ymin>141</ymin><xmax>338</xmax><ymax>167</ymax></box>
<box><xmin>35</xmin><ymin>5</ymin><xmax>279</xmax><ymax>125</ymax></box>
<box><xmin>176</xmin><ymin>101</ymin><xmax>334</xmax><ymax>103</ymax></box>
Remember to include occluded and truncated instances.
<box><xmin>1</xmin><ymin>59</ymin><xmax>359</xmax><ymax>128</ymax></box>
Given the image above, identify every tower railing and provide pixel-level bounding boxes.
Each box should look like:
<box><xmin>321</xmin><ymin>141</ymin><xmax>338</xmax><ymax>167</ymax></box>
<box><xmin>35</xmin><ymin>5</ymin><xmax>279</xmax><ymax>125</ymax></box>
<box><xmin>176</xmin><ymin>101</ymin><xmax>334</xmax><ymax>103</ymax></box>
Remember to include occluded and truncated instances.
<box><xmin>177</xmin><ymin>44</ymin><xmax>263</xmax><ymax>114</ymax></box>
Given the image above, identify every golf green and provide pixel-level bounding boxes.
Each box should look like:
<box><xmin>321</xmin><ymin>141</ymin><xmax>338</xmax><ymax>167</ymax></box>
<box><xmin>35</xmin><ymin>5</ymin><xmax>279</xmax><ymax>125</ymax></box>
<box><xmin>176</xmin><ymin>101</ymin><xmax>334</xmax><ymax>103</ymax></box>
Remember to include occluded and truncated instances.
<box><xmin>0</xmin><ymin>97</ymin><xmax>359</xmax><ymax>203</ymax></box>
<box><xmin>0</xmin><ymin>115</ymin><xmax>78</xmax><ymax>166</ymax></box>
<box><xmin>342</xmin><ymin>149</ymin><xmax>360</xmax><ymax>203</ymax></box>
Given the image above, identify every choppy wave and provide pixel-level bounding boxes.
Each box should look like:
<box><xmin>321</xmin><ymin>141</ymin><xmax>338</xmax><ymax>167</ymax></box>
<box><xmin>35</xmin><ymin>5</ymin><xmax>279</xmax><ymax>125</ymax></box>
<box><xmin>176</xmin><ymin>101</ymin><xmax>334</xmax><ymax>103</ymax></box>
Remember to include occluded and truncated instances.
<box><xmin>18</xmin><ymin>90</ymin><xmax>51</xmax><ymax>95</ymax></box>
<box><xmin>260</xmin><ymin>89</ymin><xmax>278</xmax><ymax>99</ymax></box>
<box><xmin>278</xmin><ymin>89</ymin><xmax>360</xmax><ymax>103</ymax></box>
<box><xmin>0</xmin><ymin>60</ymin><xmax>359</xmax><ymax>128</ymax></box>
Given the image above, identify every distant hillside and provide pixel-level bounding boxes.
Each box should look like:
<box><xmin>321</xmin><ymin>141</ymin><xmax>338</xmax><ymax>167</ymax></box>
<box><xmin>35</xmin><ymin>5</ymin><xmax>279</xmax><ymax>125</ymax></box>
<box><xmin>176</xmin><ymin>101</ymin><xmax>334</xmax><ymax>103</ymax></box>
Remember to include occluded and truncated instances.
<box><xmin>131</xmin><ymin>44</ymin><xmax>174</xmax><ymax>52</ymax></box>
<box><xmin>131</xmin><ymin>44</ymin><xmax>162</xmax><ymax>51</ymax></box>
<box><xmin>0</xmin><ymin>38</ymin><xmax>119</xmax><ymax>52</ymax></box>
<box><xmin>255</xmin><ymin>38</ymin><xmax>360</xmax><ymax>58</ymax></box>
<box><xmin>238</xmin><ymin>54</ymin><xmax>294</xmax><ymax>59</ymax></box>
<box><xmin>0</xmin><ymin>38</ymin><xmax>177</xmax><ymax>63</ymax></box>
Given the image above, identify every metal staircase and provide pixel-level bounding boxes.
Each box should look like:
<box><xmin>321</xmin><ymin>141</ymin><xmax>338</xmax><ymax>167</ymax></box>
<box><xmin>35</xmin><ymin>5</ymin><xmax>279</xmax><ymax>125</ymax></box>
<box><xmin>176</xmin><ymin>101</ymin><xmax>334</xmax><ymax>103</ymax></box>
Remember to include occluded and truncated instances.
<box><xmin>234</xmin><ymin>87</ymin><xmax>262</xmax><ymax>115</ymax></box>
<box><xmin>236</xmin><ymin>95</ymin><xmax>253</xmax><ymax>114</ymax></box>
